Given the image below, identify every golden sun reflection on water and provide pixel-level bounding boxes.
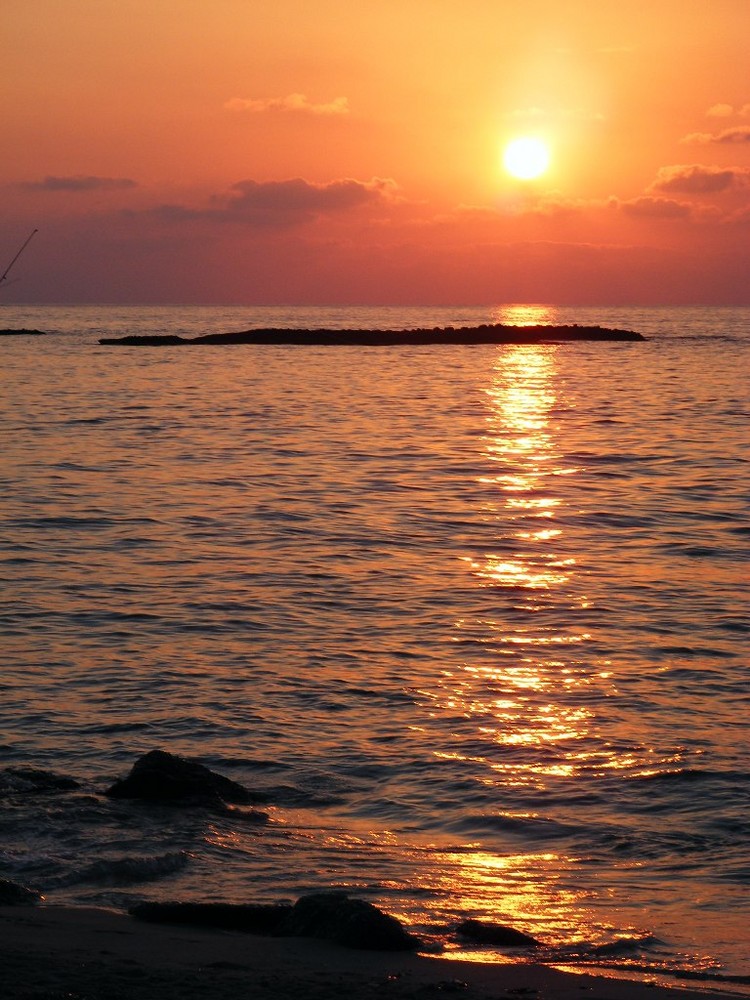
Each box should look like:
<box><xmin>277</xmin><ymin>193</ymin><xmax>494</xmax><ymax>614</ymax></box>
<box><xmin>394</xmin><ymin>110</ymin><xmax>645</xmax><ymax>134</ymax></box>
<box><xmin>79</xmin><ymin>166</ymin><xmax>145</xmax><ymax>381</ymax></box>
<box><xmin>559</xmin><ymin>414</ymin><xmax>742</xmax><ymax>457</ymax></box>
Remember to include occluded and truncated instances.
<box><xmin>492</xmin><ymin>304</ymin><xmax>560</xmax><ymax>328</ymax></box>
<box><xmin>437</xmin><ymin>848</ymin><xmax>588</xmax><ymax>951</ymax></box>
<box><xmin>391</xmin><ymin>843</ymin><xmax>598</xmax><ymax>963</ymax></box>
<box><xmin>415</xmin><ymin>341</ymin><xmax>620</xmax><ymax>949</ymax></box>
<box><xmin>433</xmin><ymin>343</ymin><xmax>598</xmax><ymax>772</ymax></box>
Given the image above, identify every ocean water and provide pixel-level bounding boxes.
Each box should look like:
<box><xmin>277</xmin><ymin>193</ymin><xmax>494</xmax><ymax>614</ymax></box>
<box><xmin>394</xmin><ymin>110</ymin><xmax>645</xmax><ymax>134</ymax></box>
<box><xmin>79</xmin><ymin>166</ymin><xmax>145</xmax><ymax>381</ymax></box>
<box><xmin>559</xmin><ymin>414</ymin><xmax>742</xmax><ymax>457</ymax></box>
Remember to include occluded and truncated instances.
<box><xmin>1</xmin><ymin>304</ymin><xmax>748</xmax><ymax>988</ymax></box>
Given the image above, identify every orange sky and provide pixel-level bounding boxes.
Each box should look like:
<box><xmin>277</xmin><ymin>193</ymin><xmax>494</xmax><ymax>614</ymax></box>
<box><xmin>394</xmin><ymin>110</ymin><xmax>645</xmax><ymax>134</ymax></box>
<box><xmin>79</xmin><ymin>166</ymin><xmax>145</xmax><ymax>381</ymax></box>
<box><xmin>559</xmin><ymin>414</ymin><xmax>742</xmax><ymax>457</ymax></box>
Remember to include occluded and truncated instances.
<box><xmin>3</xmin><ymin>0</ymin><xmax>750</xmax><ymax>304</ymax></box>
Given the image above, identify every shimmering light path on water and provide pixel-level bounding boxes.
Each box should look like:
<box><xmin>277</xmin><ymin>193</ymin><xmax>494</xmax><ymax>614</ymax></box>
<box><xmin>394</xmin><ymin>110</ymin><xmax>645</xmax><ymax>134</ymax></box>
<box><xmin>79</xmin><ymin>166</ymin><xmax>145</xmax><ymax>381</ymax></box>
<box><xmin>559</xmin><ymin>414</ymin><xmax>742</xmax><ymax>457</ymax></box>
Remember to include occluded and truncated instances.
<box><xmin>0</xmin><ymin>305</ymin><xmax>748</xmax><ymax>987</ymax></box>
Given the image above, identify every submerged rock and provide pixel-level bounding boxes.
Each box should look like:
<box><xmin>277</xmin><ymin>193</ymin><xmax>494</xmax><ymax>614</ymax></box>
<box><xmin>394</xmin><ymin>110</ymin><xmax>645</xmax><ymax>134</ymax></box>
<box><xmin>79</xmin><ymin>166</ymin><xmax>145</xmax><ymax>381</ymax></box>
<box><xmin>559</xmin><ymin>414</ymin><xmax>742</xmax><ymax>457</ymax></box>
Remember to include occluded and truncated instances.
<box><xmin>105</xmin><ymin>749</ymin><xmax>268</xmax><ymax>813</ymax></box>
<box><xmin>130</xmin><ymin>892</ymin><xmax>422</xmax><ymax>951</ymax></box>
<box><xmin>0</xmin><ymin>766</ymin><xmax>80</xmax><ymax>796</ymax></box>
<box><xmin>456</xmin><ymin>918</ymin><xmax>539</xmax><ymax>948</ymax></box>
<box><xmin>0</xmin><ymin>878</ymin><xmax>43</xmax><ymax>905</ymax></box>
<box><xmin>281</xmin><ymin>892</ymin><xmax>422</xmax><ymax>951</ymax></box>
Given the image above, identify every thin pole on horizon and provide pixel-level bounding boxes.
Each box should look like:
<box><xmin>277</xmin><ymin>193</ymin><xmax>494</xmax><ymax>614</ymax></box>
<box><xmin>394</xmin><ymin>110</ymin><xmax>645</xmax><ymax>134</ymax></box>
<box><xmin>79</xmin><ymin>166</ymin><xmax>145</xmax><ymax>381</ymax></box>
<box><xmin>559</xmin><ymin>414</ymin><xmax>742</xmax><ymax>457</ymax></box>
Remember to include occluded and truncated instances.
<box><xmin>0</xmin><ymin>228</ymin><xmax>38</xmax><ymax>290</ymax></box>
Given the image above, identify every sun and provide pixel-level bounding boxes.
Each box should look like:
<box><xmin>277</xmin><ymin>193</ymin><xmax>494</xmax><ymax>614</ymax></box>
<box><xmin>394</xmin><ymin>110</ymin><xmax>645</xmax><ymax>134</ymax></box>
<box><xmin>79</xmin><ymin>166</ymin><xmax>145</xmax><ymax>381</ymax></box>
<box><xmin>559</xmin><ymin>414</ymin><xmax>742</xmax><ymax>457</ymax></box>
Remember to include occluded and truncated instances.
<box><xmin>503</xmin><ymin>137</ymin><xmax>550</xmax><ymax>180</ymax></box>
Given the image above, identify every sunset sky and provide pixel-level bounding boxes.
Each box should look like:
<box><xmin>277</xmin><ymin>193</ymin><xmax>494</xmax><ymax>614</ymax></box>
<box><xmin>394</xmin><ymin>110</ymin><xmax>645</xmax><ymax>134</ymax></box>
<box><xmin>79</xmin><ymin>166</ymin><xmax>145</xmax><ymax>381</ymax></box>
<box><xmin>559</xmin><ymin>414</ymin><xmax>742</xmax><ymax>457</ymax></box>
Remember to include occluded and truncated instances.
<box><xmin>4</xmin><ymin>0</ymin><xmax>750</xmax><ymax>305</ymax></box>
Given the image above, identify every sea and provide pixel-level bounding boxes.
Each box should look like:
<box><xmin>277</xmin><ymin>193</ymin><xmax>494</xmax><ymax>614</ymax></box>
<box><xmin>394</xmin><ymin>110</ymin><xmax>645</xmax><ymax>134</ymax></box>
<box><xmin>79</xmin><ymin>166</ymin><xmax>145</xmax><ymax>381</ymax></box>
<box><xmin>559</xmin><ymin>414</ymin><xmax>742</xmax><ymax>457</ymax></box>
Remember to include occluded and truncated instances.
<box><xmin>1</xmin><ymin>304</ymin><xmax>748</xmax><ymax>989</ymax></box>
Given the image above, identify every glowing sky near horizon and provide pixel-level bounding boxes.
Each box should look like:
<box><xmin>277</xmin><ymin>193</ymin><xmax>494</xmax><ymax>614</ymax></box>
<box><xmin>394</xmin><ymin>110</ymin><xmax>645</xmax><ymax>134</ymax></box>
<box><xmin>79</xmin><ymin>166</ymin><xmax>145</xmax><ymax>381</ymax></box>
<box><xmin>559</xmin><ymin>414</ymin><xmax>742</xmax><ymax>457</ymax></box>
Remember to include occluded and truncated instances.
<box><xmin>3</xmin><ymin>0</ymin><xmax>750</xmax><ymax>305</ymax></box>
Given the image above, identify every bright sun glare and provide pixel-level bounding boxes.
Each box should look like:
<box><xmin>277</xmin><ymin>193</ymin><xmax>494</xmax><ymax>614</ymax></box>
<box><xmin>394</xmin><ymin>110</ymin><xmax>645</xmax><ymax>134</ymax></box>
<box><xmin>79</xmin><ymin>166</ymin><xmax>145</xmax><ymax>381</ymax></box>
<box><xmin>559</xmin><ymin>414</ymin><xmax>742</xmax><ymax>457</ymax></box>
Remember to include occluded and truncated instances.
<box><xmin>503</xmin><ymin>137</ymin><xmax>550</xmax><ymax>180</ymax></box>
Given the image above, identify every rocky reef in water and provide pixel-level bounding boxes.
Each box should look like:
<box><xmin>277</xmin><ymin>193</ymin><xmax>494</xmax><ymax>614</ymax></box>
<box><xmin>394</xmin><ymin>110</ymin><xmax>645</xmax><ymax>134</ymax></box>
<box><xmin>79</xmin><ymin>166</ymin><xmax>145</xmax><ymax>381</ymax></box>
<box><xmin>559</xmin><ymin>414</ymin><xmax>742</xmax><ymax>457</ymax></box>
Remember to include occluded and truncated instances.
<box><xmin>99</xmin><ymin>323</ymin><xmax>644</xmax><ymax>347</ymax></box>
<box><xmin>0</xmin><ymin>328</ymin><xmax>46</xmax><ymax>336</ymax></box>
<box><xmin>104</xmin><ymin>749</ymin><xmax>270</xmax><ymax>819</ymax></box>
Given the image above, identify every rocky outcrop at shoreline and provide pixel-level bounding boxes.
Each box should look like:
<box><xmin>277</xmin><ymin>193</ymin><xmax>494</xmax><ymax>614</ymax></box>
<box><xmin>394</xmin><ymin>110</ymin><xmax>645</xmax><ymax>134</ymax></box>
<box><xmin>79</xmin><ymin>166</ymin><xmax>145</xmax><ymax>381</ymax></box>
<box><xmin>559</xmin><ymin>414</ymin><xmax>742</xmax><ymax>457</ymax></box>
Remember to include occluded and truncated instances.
<box><xmin>0</xmin><ymin>878</ymin><xmax>43</xmax><ymax>905</ymax></box>
<box><xmin>456</xmin><ymin>918</ymin><xmax>539</xmax><ymax>948</ymax></box>
<box><xmin>105</xmin><ymin>749</ymin><xmax>269</xmax><ymax>816</ymax></box>
<box><xmin>132</xmin><ymin>893</ymin><xmax>424</xmax><ymax>951</ymax></box>
<box><xmin>99</xmin><ymin>323</ymin><xmax>645</xmax><ymax>346</ymax></box>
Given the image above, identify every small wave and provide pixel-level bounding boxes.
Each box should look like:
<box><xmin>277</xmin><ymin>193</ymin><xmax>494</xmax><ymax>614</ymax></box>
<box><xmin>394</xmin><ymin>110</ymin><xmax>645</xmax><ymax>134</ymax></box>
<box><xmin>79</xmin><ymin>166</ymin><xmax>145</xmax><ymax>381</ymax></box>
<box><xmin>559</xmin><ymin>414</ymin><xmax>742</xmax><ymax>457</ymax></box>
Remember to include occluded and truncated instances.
<box><xmin>51</xmin><ymin>460</ymin><xmax>110</xmax><ymax>470</ymax></box>
<box><xmin>589</xmin><ymin>934</ymin><xmax>663</xmax><ymax>957</ymax></box>
<box><xmin>7</xmin><ymin>515</ymin><xmax>118</xmax><ymax>531</ymax></box>
<box><xmin>260</xmin><ymin>782</ymin><xmax>348</xmax><ymax>808</ymax></box>
<box><xmin>109</xmin><ymin>536</ymin><xmax>155</xmax><ymax>550</ymax></box>
<box><xmin>447</xmin><ymin>811</ymin><xmax>582</xmax><ymax>840</ymax></box>
<box><xmin>627</xmin><ymin>767</ymin><xmax>749</xmax><ymax>787</ymax></box>
<box><xmin>55</xmin><ymin>850</ymin><xmax>190</xmax><ymax>887</ymax></box>
<box><xmin>0</xmin><ymin>766</ymin><xmax>80</xmax><ymax>796</ymax></box>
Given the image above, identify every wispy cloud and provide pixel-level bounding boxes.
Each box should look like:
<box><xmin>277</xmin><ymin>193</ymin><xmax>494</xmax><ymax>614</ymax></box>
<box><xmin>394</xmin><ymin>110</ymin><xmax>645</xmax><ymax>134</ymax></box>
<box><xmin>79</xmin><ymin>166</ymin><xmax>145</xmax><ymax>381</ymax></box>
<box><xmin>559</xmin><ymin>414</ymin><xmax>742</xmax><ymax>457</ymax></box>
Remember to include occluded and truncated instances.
<box><xmin>22</xmin><ymin>175</ymin><xmax>138</xmax><ymax>192</ymax></box>
<box><xmin>650</xmin><ymin>164</ymin><xmax>750</xmax><ymax>194</ymax></box>
<box><xmin>224</xmin><ymin>93</ymin><xmax>349</xmax><ymax>116</ymax></box>
<box><xmin>706</xmin><ymin>103</ymin><xmax>735</xmax><ymax>118</ymax></box>
<box><xmin>681</xmin><ymin>126</ymin><xmax>750</xmax><ymax>145</ymax></box>
<box><xmin>706</xmin><ymin>103</ymin><xmax>750</xmax><ymax>118</ymax></box>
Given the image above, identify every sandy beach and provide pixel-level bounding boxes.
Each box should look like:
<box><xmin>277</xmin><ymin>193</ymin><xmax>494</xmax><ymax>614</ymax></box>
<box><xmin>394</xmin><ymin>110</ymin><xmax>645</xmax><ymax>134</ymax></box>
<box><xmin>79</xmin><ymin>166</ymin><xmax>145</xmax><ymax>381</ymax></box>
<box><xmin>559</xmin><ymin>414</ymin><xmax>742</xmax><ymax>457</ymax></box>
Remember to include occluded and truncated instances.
<box><xmin>0</xmin><ymin>905</ymin><xmax>731</xmax><ymax>1000</ymax></box>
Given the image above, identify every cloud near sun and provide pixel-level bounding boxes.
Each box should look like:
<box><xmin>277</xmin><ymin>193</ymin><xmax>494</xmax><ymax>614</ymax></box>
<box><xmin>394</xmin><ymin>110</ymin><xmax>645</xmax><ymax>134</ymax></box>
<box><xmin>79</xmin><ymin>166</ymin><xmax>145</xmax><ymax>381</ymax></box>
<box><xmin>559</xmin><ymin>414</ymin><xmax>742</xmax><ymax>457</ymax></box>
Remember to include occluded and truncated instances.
<box><xmin>650</xmin><ymin>164</ymin><xmax>750</xmax><ymax>194</ymax></box>
<box><xmin>682</xmin><ymin>126</ymin><xmax>750</xmax><ymax>144</ymax></box>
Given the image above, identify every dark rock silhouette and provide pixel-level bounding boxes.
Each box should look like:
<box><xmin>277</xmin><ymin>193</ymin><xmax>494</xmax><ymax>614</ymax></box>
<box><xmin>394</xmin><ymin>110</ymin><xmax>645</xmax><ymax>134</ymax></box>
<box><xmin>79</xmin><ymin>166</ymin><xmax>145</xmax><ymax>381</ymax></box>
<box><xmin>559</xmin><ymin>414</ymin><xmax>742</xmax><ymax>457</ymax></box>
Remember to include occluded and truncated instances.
<box><xmin>100</xmin><ymin>334</ymin><xmax>184</xmax><ymax>345</ymax></box>
<box><xmin>105</xmin><ymin>749</ymin><xmax>268</xmax><ymax>814</ymax></box>
<box><xmin>130</xmin><ymin>893</ymin><xmax>422</xmax><ymax>951</ymax></box>
<box><xmin>0</xmin><ymin>766</ymin><xmax>80</xmax><ymax>795</ymax></box>
<box><xmin>0</xmin><ymin>878</ymin><xmax>43</xmax><ymax>905</ymax></box>
<box><xmin>0</xmin><ymin>329</ymin><xmax>46</xmax><ymax>336</ymax></box>
<box><xmin>280</xmin><ymin>892</ymin><xmax>422</xmax><ymax>951</ymax></box>
<box><xmin>456</xmin><ymin>918</ymin><xmax>539</xmax><ymax>948</ymax></box>
<box><xmin>99</xmin><ymin>323</ymin><xmax>644</xmax><ymax>347</ymax></box>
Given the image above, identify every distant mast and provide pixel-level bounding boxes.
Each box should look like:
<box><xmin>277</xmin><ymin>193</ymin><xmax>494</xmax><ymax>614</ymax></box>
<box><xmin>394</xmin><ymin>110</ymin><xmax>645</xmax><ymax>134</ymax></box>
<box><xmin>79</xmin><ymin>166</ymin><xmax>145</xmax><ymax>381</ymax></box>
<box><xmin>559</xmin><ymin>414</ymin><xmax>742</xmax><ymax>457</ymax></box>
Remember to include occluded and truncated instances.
<box><xmin>0</xmin><ymin>229</ymin><xmax>38</xmax><ymax>291</ymax></box>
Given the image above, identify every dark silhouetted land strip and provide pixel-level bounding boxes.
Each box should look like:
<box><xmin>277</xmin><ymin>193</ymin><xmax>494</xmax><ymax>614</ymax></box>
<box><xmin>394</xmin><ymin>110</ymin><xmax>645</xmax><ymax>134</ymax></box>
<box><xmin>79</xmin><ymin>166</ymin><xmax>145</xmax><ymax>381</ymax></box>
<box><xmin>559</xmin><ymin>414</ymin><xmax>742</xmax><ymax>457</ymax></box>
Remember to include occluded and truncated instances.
<box><xmin>99</xmin><ymin>324</ymin><xmax>644</xmax><ymax>347</ymax></box>
<box><xmin>0</xmin><ymin>329</ymin><xmax>46</xmax><ymax>336</ymax></box>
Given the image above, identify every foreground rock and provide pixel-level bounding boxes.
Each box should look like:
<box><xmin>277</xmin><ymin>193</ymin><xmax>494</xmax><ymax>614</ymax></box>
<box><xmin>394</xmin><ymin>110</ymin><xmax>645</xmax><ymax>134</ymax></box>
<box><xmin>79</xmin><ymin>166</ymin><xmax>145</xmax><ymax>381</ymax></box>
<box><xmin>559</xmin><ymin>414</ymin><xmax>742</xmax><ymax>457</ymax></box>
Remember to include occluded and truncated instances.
<box><xmin>99</xmin><ymin>323</ymin><xmax>644</xmax><ymax>347</ymax></box>
<box><xmin>280</xmin><ymin>893</ymin><xmax>421</xmax><ymax>951</ymax></box>
<box><xmin>0</xmin><ymin>878</ymin><xmax>43</xmax><ymax>905</ymax></box>
<box><xmin>105</xmin><ymin>749</ymin><xmax>268</xmax><ymax>815</ymax></box>
<box><xmin>0</xmin><ymin>328</ymin><xmax>46</xmax><ymax>336</ymax></box>
<box><xmin>456</xmin><ymin>918</ymin><xmax>539</xmax><ymax>948</ymax></box>
<box><xmin>131</xmin><ymin>893</ymin><xmax>423</xmax><ymax>951</ymax></box>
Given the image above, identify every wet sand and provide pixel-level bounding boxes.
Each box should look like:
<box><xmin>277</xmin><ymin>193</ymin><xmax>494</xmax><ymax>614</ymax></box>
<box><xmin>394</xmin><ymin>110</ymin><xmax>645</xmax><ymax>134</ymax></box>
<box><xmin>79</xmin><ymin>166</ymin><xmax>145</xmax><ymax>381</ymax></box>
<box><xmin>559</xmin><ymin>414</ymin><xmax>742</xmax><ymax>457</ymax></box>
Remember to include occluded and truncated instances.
<box><xmin>0</xmin><ymin>906</ymin><xmax>727</xmax><ymax>1000</ymax></box>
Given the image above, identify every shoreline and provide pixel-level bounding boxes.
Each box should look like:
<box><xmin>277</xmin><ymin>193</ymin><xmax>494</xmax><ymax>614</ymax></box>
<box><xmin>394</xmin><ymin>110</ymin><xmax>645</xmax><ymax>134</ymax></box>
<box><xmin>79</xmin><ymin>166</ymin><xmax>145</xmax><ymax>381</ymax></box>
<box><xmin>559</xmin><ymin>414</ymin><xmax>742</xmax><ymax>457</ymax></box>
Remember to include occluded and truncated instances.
<box><xmin>0</xmin><ymin>905</ymin><xmax>738</xmax><ymax>1000</ymax></box>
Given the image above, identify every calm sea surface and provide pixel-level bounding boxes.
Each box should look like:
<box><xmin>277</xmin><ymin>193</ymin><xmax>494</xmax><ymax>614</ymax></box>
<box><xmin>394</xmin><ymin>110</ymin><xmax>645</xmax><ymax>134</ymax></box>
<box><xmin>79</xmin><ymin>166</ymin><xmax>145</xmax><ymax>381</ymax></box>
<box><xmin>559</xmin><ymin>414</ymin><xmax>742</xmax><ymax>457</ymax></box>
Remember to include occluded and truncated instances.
<box><xmin>1</xmin><ymin>305</ymin><xmax>748</xmax><ymax>987</ymax></box>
